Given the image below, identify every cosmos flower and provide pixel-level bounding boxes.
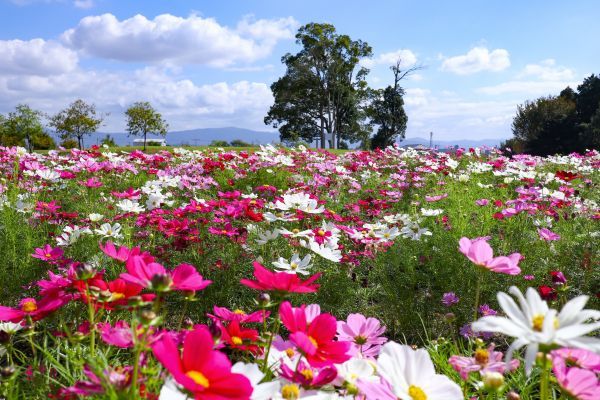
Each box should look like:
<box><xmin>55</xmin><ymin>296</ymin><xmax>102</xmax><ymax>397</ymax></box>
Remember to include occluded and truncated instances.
<box><xmin>459</xmin><ymin>237</ymin><xmax>522</xmax><ymax>275</ymax></box>
<box><xmin>240</xmin><ymin>262</ymin><xmax>321</xmax><ymax>294</ymax></box>
<box><xmin>472</xmin><ymin>286</ymin><xmax>600</xmax><ymax>373</ymax></box>
<box><xmin>336</xmin><ymin>313</ymin><xmax>387</xmax><ymax>358</ymax></box>
<box><xmin>272</xmin><ymin>253</ymin><xmax>313</xmax><ymax>275</ymax></box>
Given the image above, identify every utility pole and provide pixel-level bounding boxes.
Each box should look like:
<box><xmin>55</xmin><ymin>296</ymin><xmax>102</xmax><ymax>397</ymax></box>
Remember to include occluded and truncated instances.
<box><xmin>429</xmin><ymin>131</ymin><xmax>433</xmax><ymax>148</ymax></box>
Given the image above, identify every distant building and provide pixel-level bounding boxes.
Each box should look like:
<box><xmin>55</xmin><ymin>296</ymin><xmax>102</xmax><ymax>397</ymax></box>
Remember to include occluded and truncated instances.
<box><xmin>132</xmin><ymin>138</ymin><xmax>166</xmax><ymax>146</ymax></box>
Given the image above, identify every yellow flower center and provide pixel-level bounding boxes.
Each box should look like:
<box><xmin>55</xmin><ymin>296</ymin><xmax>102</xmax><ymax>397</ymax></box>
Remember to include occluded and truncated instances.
<box><xmin>110</xmin><ymin>292</ymin><xmax>125</xmax><ymax>301</ymax></box>
<box><xmin>231</xmin><ymin>336</ymin><xmax>243</xmax><ymax>345</ymax></box>
<box><xmin>45</xmin><ymin>253</ymin><xmax>52</xmax><ymax>258</ymax></box>
<box><xmin>290</xmin><ymin>262</ymin><xmax>298</xmax><ymax>270</ymax></box>
<box><xmin>285</xmin><ymin>348</ymin><xmax>295</xmax><ymax>358</ymax></box>
<box><xmin>384</xmin><ymin>232</ymin><xmax>391</xmax><ymax>238</ymax></box>
<box><xmin>21</xmin><ymin>300</ymin><xmax>37</xmax><ymax>313</ymax></box>
<box><xmin>317</xmin><ymin>229</ymin><xmax>325</xmax><ymax>236</ymax></box>
<box><xmin>408</xmin><ymin>385</ymin><xmax>427</xmax><ymax>400</ymax></box>
<box><xmin>354</xmin><ymin>335</ymin><xmax>368</xmax><ymax>345</ymax></box>
<box><xmin>532</xmin><ymin>314</ymin><xmax>559</xmax><ymax>332</ymax></box>
<box><xmin>233</xmin><ymin>309</ymin><xmax>245</xmax><ymax>315</ymax></box>
<box><xmin>300</xmin><ymin>368</ymin><xmax>314</xmax><ymax>381</ymax></box>
<box><xmin>308</xmin><ymin>336</ymin><xmax>318</xmax><ymax>348</ymax></box>
<box><xmin>250</xmin><ymin>200</ymin><xmax>257</xmax><ymax>205</ymax></box>
<box><xmin>281</xmin><ymin>384</ymin><xmax>300</xmax><ymax>400</ymax></box>
<box><xmin>186</xmin><ymin>370</ymin><xmax>210</xmax><ymax>388</ymax></box>
<box><xmin>292</xmin><ymin>228</ymin><xmax>300</xmax><ymax>234</ymax></box>
<box><xmin>474</xmin><ymin>349</ymin><xmax>489</xmax><ymax>365</ymax></box>
<box><xmin>221</xmin><ymin>230</ymin><xmax>228</xmax><ymax>235</ymax></box>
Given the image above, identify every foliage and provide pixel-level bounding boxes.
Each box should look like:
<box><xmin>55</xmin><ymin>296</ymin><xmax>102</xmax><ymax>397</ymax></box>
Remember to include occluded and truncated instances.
<box><xmin>229</xmin><ymin>139</ymin><xmax>254</xmax><ymax>147</ymax></box>
<box><xmin>209</xmin><ymin>140</ymin><xmax>230</xmax><ymax>147</ymax></box>
<box><xmin>49</xmin><ymin>99</ymin><xmax>104</xmax><ymax>150</ymax></box>
<box><xmin>100</xmin><ymin>134</ymin><xmax>117</xmax><ymax>147</ymax></box>
<box><xmin>1</xmin><ymin>104</ymin><xmax>45</xmax><ymax>152</ymax></box>
<box><xmin>510</xmin><ymin>74</ymin><xmax>600</xmax><ymax>155</ymax></box>
<box><xmin>124</xmin><ymin>101</ymin><xmax>168</xmax><ymax>151</ymax></box>
<box><xmin>265</xmin><ymin>23</ymin><xmax>372</xmax><ymax>148</ymax></box>
<box><xmin>30</xmin><ymin>132</ymin><xmax>56</xmax><ymax>150</ymax></box>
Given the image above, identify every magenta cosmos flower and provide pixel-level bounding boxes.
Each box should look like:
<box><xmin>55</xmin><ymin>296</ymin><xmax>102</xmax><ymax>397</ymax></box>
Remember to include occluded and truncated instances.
<box><xmin>151</xmin><ymin>326</ymin><xmax>253</xmax><ymax>400</ymax></box>
<box><xmin>337</xmin><ymin>313</ymin><xmax>387</xmax><ymax>358</ymax></box>
<box><xmin>459</xmin><ymin>237</ymin><xmax>522</xmax><ymax>275</ymax></box>
<box><xmin>538</xmin><ymin>227</ymin><xmax>561</xmax><ymax>241</ymax></box>
<box><xmin>120</xmin><ymin>255</ymin><xmax>211</xmax><ymax>293</ymax></box>
<box><xmin>552</xmin><ymin>360</ymin><xmax>600</xmax><ymax>400</ymax></box>
<box><xmin>449</xmin><ymin>344</ymin><xmax>520</xmax><ymax>380</ymax></box>
<box><xmin>240</xmin><ymin>262</ymin><xmax>321</xmax><ymax>294</ymax></box>
<box><xmin>0</xmin><ymin>296</ymin><xmax>64</xmax><ymax>323</ymax></box>
<box><xmin>31</xmin><ymin>244</ymin><xmax>64</xmax><ymax>262</ymax></box>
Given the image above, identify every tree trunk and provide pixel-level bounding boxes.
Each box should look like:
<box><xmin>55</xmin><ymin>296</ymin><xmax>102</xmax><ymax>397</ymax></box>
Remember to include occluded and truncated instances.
<box><xmin>143</xmin><ymin>131</ymin><xmax>147</xmax><ymax>152</ymax></box>
<box><xmin>320</xmin><ymin>112</ymin><xmax>325</xmax><ymax>149</ymax></box>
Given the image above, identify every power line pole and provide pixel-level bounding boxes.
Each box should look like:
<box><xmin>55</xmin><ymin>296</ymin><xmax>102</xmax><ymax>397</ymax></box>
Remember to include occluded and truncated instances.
<box><xmin>429</xmin><ymin>131</ymin><xmax>433</xmax><ymax>148</ymax></box>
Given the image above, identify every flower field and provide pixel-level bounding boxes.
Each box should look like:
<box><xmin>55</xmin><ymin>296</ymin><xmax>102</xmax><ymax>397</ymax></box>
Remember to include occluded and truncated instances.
<box><xmin>0</xmin><ymin>144</ymin><xmax>598</xmax><ymax>399</ymax></box>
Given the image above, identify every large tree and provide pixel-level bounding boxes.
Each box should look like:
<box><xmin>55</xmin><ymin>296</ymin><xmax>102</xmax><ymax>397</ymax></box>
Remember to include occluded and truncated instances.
<box><xmin>3</xmin><ymin>104</ymin><xmax>45</xmax><ymax>152</ymax></box>
<box><xmin>49</xmin><ymin>99</ymin><xmax>104</xmax><ymax>150</ymax></box>
<box><xmin>124</xmin><ymin>101</ymin><xmax>168</xmax><ymax>151</ymax></box>
<box><xmin>265</xmin><ymin>23</ymin><xmax>372</xmax><ymax>148</ymax></box>
<box><xmin>367</xmin><ymin>60</ymin><xmax>417</xmax><ymax>149</ymax></box>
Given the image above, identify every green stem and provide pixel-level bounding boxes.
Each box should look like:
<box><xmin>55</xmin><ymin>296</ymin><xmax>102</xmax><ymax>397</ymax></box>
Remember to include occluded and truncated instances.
<box><xmin>474</xmin><ymin>269</ymin><xmax>484</xmax><ymax>321</ymax></box>
<box><xmin>86</xmin><ymin>284</ymin><xmax>96</xmax><ymax>355</ymax></box>
<box><xmin>540</xmin><ymin>352</ymin><xmax>550</xmax><ymax>400</ymax></box>
<box><xmin>262</xmin><ymin>318</ymin><xmax>280</xmax><ymax>373</ymax></box>
<box><xmin>130</xmin><ymin>345</ymin><xmax>142</xmax><ymax>398</ymax></box>
<box><xmin>25</xmin><ymin>316</ymin><xmax>37</xmax><ymax>362</ymax></box>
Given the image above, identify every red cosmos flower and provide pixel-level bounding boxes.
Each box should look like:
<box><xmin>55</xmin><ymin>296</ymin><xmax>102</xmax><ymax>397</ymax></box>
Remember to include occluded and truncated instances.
<box><xmin>218</xmin><ymin>321</ymin><xmax>261</xmax><ymax>353</ymax></box>
<box><xmin>151</xmin><ymin>326</ymin><xmax>252</xmax><ymax>400</ymax></box>
<box><xmin>539</xmin><ymin>285</ymin><xmax>558</xmax><ymax>301</ymax></box>
<box><xmin>280</xmin><ymin>359</ymin><xmax>337</xmax><ymax>388</ymax></box>
<box><xmin>279</xmin><ymin>302</ymin><xmax>351</xmax><ymax>367</ymax></box>
<box><xmin>111</xmin><ymin>187</ymin><xmax>141</xmax><ymax>199</ymax></box>
<box><xmin>35</xmin><ymin>200</ymin><xmax>61</xmax><ymax>214</ymax></box>
<box><xmin>240</xmin><ymin>262</ymin><xmax>321</xmax><ymax>294</ymax></box>
<box><xmin>32</xmin><ymin>244</ymin><xmax>64</xmax><ymax>262</ymax></box>
<box><xmin>121</xmin><ymin>256</ymin><xmax>212</xmax><ymax>293</ymax></box>
<box><xmin>77</xmin><ymin>277</ymin><xmax>155</xmax><ymax>310</ymax></box>
<box><xmin>555</xmin><ymin>170</ymin><xmax>579</xmax><ymax>182</ymax></box>
<box><xmin>0</xmin><ymin>296</ymin><xmax>65</xmax><ymax>323</ymax></box>
<box><xmin>209</xmin><ymin>306</ymin><xmax>269</xmax><ymax>324</ymax></box>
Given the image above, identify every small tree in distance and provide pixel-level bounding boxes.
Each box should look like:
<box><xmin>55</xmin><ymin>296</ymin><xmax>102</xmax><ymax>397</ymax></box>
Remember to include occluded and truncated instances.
<box><xmin>125</xmin><ymin>101</ymin><xmax>168</xmax><ymax>151</ymax></box>
<box><xmin>4</xmin><ymin>104</ymin><xmax>45</xmax><ymax>152</ymax></box>
<box><xmin>49</xmin><ymin>99</ymin><xmax>104</xmax><ymax>150</ymax></box>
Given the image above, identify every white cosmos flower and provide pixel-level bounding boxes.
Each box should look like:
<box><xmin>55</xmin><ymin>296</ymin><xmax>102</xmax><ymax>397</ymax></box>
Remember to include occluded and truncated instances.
<box><xmin>116</xmin><ymin>199</ymin><xmax>145</xmax><ymax>213</ymax></box>
<box><xmin>304</xmin><ymin>240</ymin><xmax>342</xmax><ymax>263</ymax></box>
<box><xmin>0</xmin><ymin>322</ymin><xmax>23</xmax><ymax>334</ymax></box>
<box><xmin>36</xmin><ymin>169</ymin><xmax>60</xmax><ymax>181</ymax></box>
<box><xmin>274</xmin><ymin>193</ymin><xmax>324</xmax><ymax>214</ymax></box>
<box><xmin>278</xmin><ymin>228</ymin><xmax>313</xmax><ymax>239</ymax></box>
<box><xmin>366</xmin><ymin>342</ymin><xmax>462</xmax><ymax>400</ymax></box>
<box><xmin>472</xmin><ymin>286</ymin><xmax>600</xmax><ymax>374</ymax></box>
<box><xmin>263</xmin><ymin>212</ymin><xmax>298</xmax><ymax>222</ymax></box>
<box><xmin>256</xmin><ymin>229</ymin><xmax>280</xmax><ymax>245</ymax></box>
<box><xmin>88</xmin><ymin>213</ymin><xmax>104</xmax><ymax>222</ymax></box>
<box><xmin>232</xmin><ymin>362</ymin><xmax>280</xmax><ymax>400</ymax></box>
<box><xmin>374</xmin><ymin>227</ymin><xmax>400</xmax><ymax>241</ymax></box>
<box><xmin>420</xmin><ymin>208</ymin><xmax>444</xmax><ymax>217</ymax></box>
<box><xmin>272</xmin><ymin>253</ymin><xmax>312</xmax><ymax>275</ymax></box>
<box><xmin>335</xmin><ymin>358</ymin><xmax>378</xmax><ymax>387</ymax></box>
<box><xmin>94</xmin><ymin>223</ymin><xmax>123</xmax><ymax>240</ymax></box>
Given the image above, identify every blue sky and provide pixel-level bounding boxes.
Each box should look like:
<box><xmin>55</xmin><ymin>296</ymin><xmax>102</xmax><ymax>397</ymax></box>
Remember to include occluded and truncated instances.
<box><xmin>1</xmin><ymin>0</ymin><xmax>598</xmax><ymax>140</ymax></box>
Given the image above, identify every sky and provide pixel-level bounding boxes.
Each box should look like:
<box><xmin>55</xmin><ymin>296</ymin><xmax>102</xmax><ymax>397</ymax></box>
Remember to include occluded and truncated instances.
<box><xmin>0</xmin><ymin>0</ymin><xmax>598</xmax><ymax>140</ymax></box>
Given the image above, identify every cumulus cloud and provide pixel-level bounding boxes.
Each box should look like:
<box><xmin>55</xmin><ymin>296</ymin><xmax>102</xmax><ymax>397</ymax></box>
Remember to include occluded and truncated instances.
<box><xmin>0</xmin><ymin>39</ymin><xmax>78</xmax><ymax>76</ymax></box>
<box><xmin>476</xmin><ymin>80</ymin><xmax>578</xmax><ymax>96</ymax></box>
<box><xmin>61</xmin><ymin>13</ymin><xmax>298</xmax><ymax>67</ymax></box>
<box><xmin>0</xmin><ymin>66</ymin><xmax>273</xmax><ymax>131</ymax></box>
<box><xmin>441</xmin><ymin>47</ymin><xmax>510</xmax><ymax>75</ymax></box>
<box><xmin>518</xmin><ymin>59</ymin><xmax>575</xmax><ymax>81</ymax></box>
<box><xmin>360</xmin><ymin>49</ymin><xmax>417</xmax><ymax>69</ymax></box>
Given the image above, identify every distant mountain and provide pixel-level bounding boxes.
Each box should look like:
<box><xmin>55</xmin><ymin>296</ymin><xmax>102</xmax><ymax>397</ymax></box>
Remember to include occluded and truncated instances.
<box><xmin>50</xmin><ymin>127</ymin><xmax>280</xmax><ymax>147</ymax></box>
<box><xmin>399</xmin><ymin>137</ymin><xmax>502</xmax><ymax>149</ymax></box>
<box><xmin>49</xmin><ymin>127</ymin><xmax>503</xmax><ymax>148</ymax></box>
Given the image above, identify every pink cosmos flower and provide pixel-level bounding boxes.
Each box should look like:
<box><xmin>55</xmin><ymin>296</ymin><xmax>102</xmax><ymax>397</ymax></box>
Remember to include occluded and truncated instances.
<box><xmin>0</xmin><ymin>296</ymin><xmax>65</xmax><ymax>323</ymax></box>
<box><xmin>475</xmin><ymin>199</ymin><xmax>489</xmax><ymax>206</ymax></box>
<box><xmin>240</xmin><ymin>262</ymin><xmax>321</xmax><ymax>294</ymax></box>
<box><xmin>80</xmin><ymin>177</ymin><xmax>103</xmax><ymax>188</ymax></box>
<box><xmin>98</xmin><ymin>321</ymin><xmax>134</xmax><ymax>348</ymax></box>
<box><xmin>31</xmin><ymin>244</ymin><xmax>64</xmax><ymax>262</ymax></box>
<box><xmin>151</xmin><ymin>326</ymin><xmax>253</xmax><ymax>400</ymax></box>
<box><xmin>425</xmin><ymin>193</ymin><xmax>448</xmax><ymax>202</ymax></box>
<box><xmin>538</xmin><ymin>227</ymin><xmax>561</xmax><ymax>241</ymax></box>
<box><xmin>100</xmin><ymin>241</ymin><xmax>149</xmax><ymax>263</ymax></box>
<box><xmin>120</xmin><ymin>256</ymin><xmax>212</xmax><ymax>293</ymax></box>
<box><xmin>279</xmin><ymin>301</ymin><xmax>351</xmax><ymax>367</ymax></box>
<box><xmin>280</xmin><ymin>359</ymin><xmax>337</xmax><ymax>387</ymax></box>
<box><xmin>552</xmin><ymin>359</ymin><xmax>600</xmax><ymax>400</ymax></box>
<box><xmin>448</xmin><ymin>345</ymin><xmax>520</xmax><ymax>380</ymax></box>
<box><xmin>209</xmin><ymin>306</ymin><xmax>269</xmax><ymax>324</ymax></box>
<box><xmin>60</xmin><ymin>365</ymin><xmax>132</xmax><ymax>396</ymax></box>
<box><xmin>459</xmin><ymin>237</ymin><xmax>522</xmax><ymax>275</ymax></box>
<box><xmin>552</xmin><ymin>348</ymin><xmax>600</xmax><ymax>373</ymax></box>
<box><xmin>337</xmin><ymin>313</ymin><xmax>387</xmax><ymax>358</ymax></box>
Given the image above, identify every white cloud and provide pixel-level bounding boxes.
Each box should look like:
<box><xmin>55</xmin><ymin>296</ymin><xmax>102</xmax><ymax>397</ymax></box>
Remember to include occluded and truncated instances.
<box><xmin>73</xmin><ymin>0</ymin><xmax>94</xmax><ymax>9</ymax></box>
<box><xmin>61</xmin><ymin>13</ymin><xmax>298</xmax><ymax>67</ymax></box>
<box><xmin>0</xmin><ymin>66</ymin><xmax>273</xmax><ymax>131</ymax></box>
<box><xmin>518</xmin><ymin>59</ymin><xmax>575</xmax><ymax>81</ymax></box>
<box><xmin>441</xmin><ymin>47</ymin><xmax>510</xmax><ymax>75</ymax></box>
<box><xmin>0</xmin><ymin>39</ymin><xmax>78</xmax><ymax>75</ymax></box>
<box><xmin>9</xmin><ymin>0</ymin><xmax>93</xmax><ymax>7</ymax></box>
<box><xmin>477</xmin><ymin>80</ymin><xmax>578</xmax><ymax>96</ymax></box>
<box><xmin>361</xmin><ymin>49</ymin><xmax>417</xmax><ymax>69</ymax></box>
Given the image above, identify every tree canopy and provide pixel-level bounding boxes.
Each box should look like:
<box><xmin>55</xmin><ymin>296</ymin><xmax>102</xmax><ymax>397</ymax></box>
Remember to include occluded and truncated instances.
<box><xmin>265</xmin><ymin>23</ymin><xmax>372</xmax><ymax>148</ymax></box>
<box><xmin>124</xmin><ymin>101</ymin><xmax>168</xmax><ymax>151</ymax></box>
<box><xmin>2</xmin><ymin>104</ymin><xmax>45</xmax><ymax>152</ymax></box>
<box><xmin>49</xmin><ymin>99</ymin><xmax>104</xmax><ymax>150</ymax></box>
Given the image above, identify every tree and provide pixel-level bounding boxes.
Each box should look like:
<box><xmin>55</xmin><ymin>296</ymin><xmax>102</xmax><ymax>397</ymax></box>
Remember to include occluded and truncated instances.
<box><xmin>100</xmin><ymin>134</ymin><xmax>117</xmax><ymax>147</ymax></box>
<box><xmin>265</xmin><ymin>23</ymin><xmax>372</xmax><ymax>148</ymax></box>
<box><xmin>3</xmin><ymin>104</ymin><xmax>45</xmax><ymax>152</ymax></box>
<box><xmin>367</xmin><ymin>60</ymin><xmax>418</xmax><ymax>149</ymax></box>
<box><xmin>576</xmin><ymin>74</ymin><xmax>600</xmax><ymax>123</ymax></box>
<box><xmin>49</xmin><ymin>99</ymin><xmax>104</xmax><ymax>150</ymax></box>
<box><xmin>124</xmin><ymin>101</ymin><xmax>168</xmax><ymax>151</ymax></box>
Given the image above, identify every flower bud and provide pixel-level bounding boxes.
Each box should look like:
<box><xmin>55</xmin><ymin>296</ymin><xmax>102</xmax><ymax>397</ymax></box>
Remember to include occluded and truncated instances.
<box><xmin>139</xmin><ymin>310</ymin><xmax>157</xmax><ymax>325</ymax></box>
<box><xmin>150</xmin><ymin>273</ymin><xmax>172</xmax><ymax>292</ymax></box>
<box><xmin>482</xmin><ymin>371</ymin><xmax>504</xmax><ymax>391</ymax></box>
<box><xmin>74</xmin><ymin>263</ymin><xmax>97</xmax><ymax>280</ymax></box>
<box><xmin>1</xmin><ymin>366</ymin><xmax>15</xmax><ymax>378</ymax></box>
<box><xmin>208</xmin><ymin>321</ymin><xmax>222</xmax><ymax>340</ymax></box>
<box><xmin>506</xmin><ymin>391</ymin><xmax>521</xmax><ymax>400</ymax></box>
